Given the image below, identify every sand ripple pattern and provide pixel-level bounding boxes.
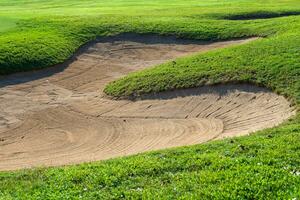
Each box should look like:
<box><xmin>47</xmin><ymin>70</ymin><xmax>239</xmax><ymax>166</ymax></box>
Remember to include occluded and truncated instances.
<box><xmin>0</xmin><ymin>34</ymin><xmax>294</xmax><ymax>170</ymax></box>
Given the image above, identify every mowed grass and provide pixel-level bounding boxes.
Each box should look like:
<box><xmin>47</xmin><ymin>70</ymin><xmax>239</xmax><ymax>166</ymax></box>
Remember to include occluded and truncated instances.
<box><xmin>0</xmin><ymin>16</ymin><xmax>16</xmax><ymax>32</ymax></box>
<box><xmin>1</xmin><ymin>0</ymin><xmax>300</xmax><ymax>75</ymax></box>
<box><xmin>0</xmin><ymin>0</ymin><xmax>300</xmax><ymax>199</ymax></box>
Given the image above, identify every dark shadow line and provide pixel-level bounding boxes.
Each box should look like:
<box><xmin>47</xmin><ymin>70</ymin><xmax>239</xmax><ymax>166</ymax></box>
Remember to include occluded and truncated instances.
<box><xmin>224</xmin><ymin>11</ymin><xmax>300</xmax><ymax>20</ymax></box>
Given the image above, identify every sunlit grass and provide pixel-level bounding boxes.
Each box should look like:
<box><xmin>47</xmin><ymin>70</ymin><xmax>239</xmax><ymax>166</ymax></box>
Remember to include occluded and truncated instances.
<box><xmin>0</xmin><ymin>0</ymin><xmax>299</xmax><ymax>199</ymax></box>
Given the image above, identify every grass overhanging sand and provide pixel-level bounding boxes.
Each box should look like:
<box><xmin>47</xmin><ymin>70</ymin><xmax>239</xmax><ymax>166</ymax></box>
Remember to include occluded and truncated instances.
<box><xmin>0</xmin><ymin>0</ymin><xmax>299</xmax><ymax>199</ymax></box>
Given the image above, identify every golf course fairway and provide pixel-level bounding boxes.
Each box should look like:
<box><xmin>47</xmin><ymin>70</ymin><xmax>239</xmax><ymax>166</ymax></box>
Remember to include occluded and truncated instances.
<box><xmin>0</xmin><ymin>0</ymin><xmax>299</xmax><ymax>199</ymax></box>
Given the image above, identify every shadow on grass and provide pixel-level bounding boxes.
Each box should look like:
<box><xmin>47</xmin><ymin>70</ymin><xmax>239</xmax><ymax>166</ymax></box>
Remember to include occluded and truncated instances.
<box><xmin>224</xmin><ymin>11</ymin><xmax>300</xmax><ymax>20</ymax></box>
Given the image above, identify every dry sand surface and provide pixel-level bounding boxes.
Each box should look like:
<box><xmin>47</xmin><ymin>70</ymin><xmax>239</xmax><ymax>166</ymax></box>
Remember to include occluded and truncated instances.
<box><xmin>0</xmin><ymin>34</ymin><xmax>295</xmax><ymax>171</ymax></box>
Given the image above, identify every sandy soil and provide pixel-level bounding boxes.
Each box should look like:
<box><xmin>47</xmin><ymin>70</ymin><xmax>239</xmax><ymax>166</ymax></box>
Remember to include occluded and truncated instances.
<box><xmin>0</xmin><ymin>34</ymin><xmax>295</xmax><ymax>171</ymax></box>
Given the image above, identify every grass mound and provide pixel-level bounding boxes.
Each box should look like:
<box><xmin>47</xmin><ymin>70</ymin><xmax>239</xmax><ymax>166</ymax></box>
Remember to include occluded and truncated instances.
<box><xmin>105</xmin><ymin>34</ymin><xmax>300</xmax><ymax>102</ymax></box>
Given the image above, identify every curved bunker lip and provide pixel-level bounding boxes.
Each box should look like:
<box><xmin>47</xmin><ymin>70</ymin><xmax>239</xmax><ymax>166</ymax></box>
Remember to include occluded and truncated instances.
<box><xmin>0</xmin><ymin>34</ymin><xmax>294</xmax><ymax>171</ymax></box>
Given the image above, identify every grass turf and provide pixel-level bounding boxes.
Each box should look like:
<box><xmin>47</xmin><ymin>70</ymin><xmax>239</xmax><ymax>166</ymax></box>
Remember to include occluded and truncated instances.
<box><xmin>0</xmin><ymin>16</ymin><xmax>16</xmax><ymax>33</ymax></box>
<box><xmin>0</xmin><ymin>0</ymin><xmax>299</xmax><ymax>199</ymax></box>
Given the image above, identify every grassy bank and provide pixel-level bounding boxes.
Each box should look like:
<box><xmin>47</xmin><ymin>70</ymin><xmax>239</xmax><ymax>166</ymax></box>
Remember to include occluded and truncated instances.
<box><xmin>0</xmin><ymin>0</ymin><xmax>300</xmax><ymax>75</ymax></box>
<box><xmin>0</xmin><ymin>0</ymin><xmax>300</xmax><ymax>199</ymax></box>
<box><xmin>105</xmin><ymin>34</ymin><xmax>300</xmax><ymax>102</ymax></box>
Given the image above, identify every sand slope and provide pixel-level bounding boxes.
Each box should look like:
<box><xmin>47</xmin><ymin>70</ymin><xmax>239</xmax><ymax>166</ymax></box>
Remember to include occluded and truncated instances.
<box><xmin>0</xmin><ymin>34</ymin><xmax>294</xmax><ymax>171</ymax></box>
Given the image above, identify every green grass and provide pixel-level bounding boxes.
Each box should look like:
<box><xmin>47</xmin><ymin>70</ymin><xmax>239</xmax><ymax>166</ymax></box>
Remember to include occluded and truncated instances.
<box><xmin>0</xmin><ymin>16</ymin><xmax>16</xmax><ymax>33</ymax></box>
<box><xmin>0</xmin><ymin>0</ymin><xmax>300</xmax><ymax>199</ymax></box>
<box><xmin>1</xmin><ymin>0</ymin><xmax>300</xmax><ymax>75</ymax></box>
<box><xmin>105</xmin><ymin>35</ymin><xmax>300</xmax><ymax>101</ymax></box>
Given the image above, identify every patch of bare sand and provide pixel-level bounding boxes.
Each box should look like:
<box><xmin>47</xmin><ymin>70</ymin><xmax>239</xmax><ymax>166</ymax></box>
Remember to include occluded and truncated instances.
<box><xmin>0</xmin><ymin>34</ymin><xmax>294</xmax><ymax>171</ymax></box>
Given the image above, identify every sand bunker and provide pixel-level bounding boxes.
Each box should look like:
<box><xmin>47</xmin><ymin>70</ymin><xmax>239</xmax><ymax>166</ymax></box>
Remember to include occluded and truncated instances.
<box><xmin>0</xmin><ymin>34</ymin><xmax>294</xmax><ymax>171</ymax></box>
